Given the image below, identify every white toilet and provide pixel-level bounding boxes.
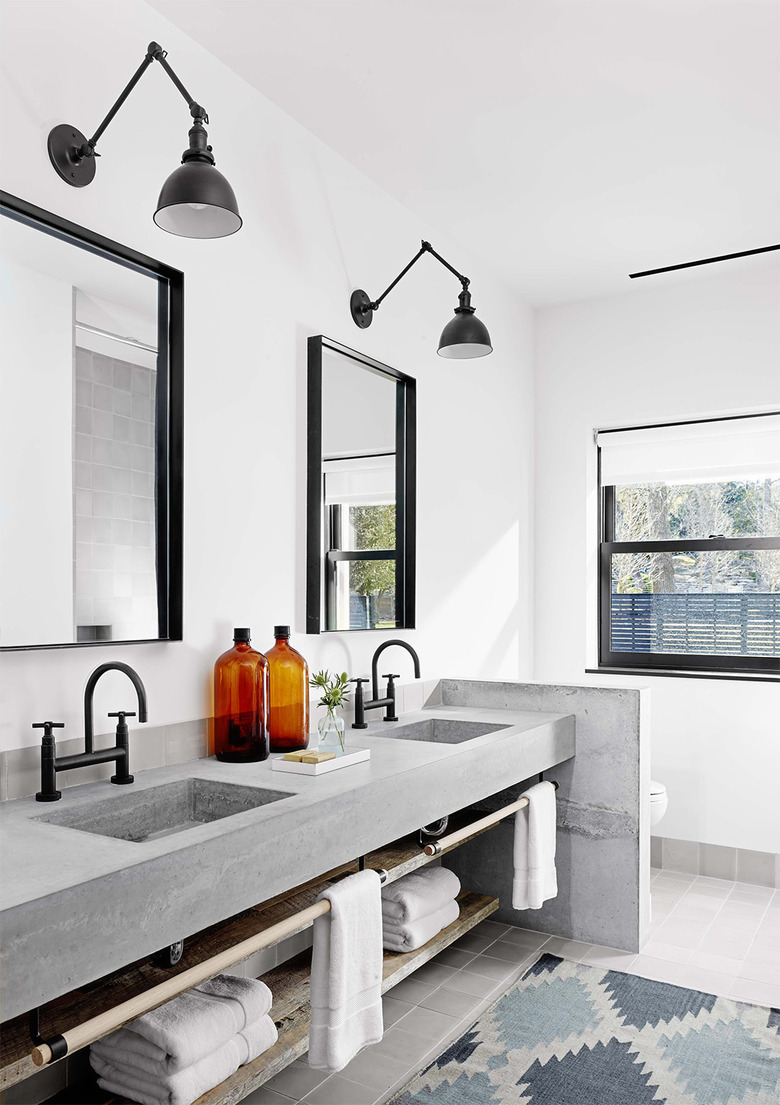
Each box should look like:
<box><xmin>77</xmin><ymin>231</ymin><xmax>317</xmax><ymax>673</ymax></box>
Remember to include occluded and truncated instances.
<box><xmin>650</xmin><ymin>780</ymin><xmax>668</xmax><ymax>828</ymax></box>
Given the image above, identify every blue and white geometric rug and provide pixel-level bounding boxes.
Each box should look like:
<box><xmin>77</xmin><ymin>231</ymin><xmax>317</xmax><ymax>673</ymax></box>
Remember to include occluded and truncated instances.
<box><xmin>390</xmin><ymin>953</ymin><xmax>780</xmax><ymax>1104</ymax></box>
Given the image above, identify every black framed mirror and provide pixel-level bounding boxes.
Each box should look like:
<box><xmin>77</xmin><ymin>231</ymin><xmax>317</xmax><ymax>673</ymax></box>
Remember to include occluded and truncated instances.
<box><xmin>0</xmin><ymin>192</ymin><xmax>183</xmax><ymax>650</ymax></box>
<box><xmin>307</xmin><ymin>336</ymin><xmax>415</xmax><ymax>633</ymax></box>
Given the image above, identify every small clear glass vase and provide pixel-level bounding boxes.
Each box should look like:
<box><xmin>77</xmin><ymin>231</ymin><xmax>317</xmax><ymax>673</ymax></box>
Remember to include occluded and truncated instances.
<box><xmin>317</xmin><ymin>707</ymin><xmax>345</xmax><ymax>755</ymax></box>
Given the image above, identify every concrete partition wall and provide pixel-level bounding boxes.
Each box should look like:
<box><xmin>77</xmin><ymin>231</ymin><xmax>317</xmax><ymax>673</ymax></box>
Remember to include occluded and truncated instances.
<box><xmin>441</xmin><ymin>679</ymin><xmax>650</xmax><ymax>952</ymax></box>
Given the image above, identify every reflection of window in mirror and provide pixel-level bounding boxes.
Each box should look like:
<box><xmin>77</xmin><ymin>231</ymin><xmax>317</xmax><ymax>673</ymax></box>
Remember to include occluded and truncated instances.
<box><xmin>322</xmin><ymin>352</ymin><xmax>397</xmax><ymax>631</ymax></box>
<box><xmin>0</xmin><ymin>195</ymin><xmax>182</xmax><ymax>650</ymax></box>
<box><xmin>324</xmin><ymin>457</ymin><xmax>397</xmax><ymax>630</ymax></box>
<box><xmin>307</xmin><ymin>336</ymin><xmax>415</xmax><ymax>633</ymax></box>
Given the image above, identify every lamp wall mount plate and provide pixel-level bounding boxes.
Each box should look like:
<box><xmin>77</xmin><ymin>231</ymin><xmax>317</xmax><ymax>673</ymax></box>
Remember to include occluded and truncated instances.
<box><xmin>350</xmin><ymin>289</ymin><xmax>374</xmax><ymax>328</ymax></box>
<box><xmin>47</xmin><ymin>125</ymin><xmax>97</xmax><ymax>187</ymax></box>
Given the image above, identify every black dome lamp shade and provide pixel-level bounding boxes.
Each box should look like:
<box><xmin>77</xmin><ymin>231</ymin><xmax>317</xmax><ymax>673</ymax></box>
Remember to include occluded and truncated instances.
<box><xmin>437</xmin><ymin>288</ymin><xmax>492</xmax><ymax>359</ymax></box>
<box><xmin>47</xmin><ymin>41</ymin><xmax>241</xmax><ymax>240</ymax></box>
<box><xmin>154</xmin><ymin>119</ymin><xmax>242</xmax><ymax>238</ymax></box>
<box><xmin>350</xmin><ymin>240</ymin><xmax>493</xmax><ymax>359</ymax></box>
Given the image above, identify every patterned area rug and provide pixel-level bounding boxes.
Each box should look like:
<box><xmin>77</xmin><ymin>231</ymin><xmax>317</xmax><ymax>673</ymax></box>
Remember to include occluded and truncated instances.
<box><xmin>390</xmin><ymin>953</ymin><xmax>780</xmax><ymax>1104</ymax></box>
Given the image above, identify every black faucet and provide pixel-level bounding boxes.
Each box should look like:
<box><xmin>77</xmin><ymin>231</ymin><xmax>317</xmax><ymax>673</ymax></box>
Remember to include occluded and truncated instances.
<box><xmin>35</xmin><ymin>662</ymin><xmax>148</xmax><ymax>802</ymax></box>
<box><xmin>351</xmin><ymin>640</ymin><xmax>421</xmax><ymax>728</ymax></box>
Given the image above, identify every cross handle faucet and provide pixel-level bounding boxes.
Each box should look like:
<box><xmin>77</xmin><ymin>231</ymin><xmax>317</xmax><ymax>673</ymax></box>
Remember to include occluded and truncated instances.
<box><xmin>34</xmin><ymin>663</ymin><xmax>148</xmax><ymax>801</ymax></box>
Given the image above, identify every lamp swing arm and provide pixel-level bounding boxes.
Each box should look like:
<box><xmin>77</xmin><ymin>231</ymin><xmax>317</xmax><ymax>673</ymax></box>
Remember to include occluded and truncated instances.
<box><xmin>350</xmin><ymin>239</ymin><xmax>491</xmax><ymax>356</ymax></box>
<box><xmin>80</xmin><ymin>42</ymin><xmax>208</xmax><ymax>161</ymax></box>
<box><xmin>47</xmin><ymin>41</ymin><xmax>242</xmax><ymax>236</ymax></box>
<box><xmin>369</xmin><ymin>240</ymin><xmax>470</xmax><ymax>313</ymax></box>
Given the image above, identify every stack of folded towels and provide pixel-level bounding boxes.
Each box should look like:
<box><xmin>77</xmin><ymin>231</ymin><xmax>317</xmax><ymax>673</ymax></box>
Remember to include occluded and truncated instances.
<box><xmin>90</xmin><ymin>975</ymin><xmax>277</xmax><ymax>1105</ymax></box>
<box><xmin>381</xmin><ymin>868</ymin><xmax>461</xmax><ymax>953</ymax></box>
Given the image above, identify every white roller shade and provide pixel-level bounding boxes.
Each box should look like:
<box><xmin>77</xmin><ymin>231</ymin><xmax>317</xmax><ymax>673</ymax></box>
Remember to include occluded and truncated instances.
<box><xmin>324</xmin><ymin>454</ymin><xmax>395</xmax><ymax>506</ymax></box>
<box><xmin>597</xmin><ymin>414</ymin><xmax>780</xmax><ymax>486</ymax></box>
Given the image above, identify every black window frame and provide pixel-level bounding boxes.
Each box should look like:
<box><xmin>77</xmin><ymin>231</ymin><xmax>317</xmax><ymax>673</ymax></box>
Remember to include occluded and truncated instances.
<box><xmin>597</xmin><ymin>419</ymin><xmax>780</xmax><ymax>678</ymax></box>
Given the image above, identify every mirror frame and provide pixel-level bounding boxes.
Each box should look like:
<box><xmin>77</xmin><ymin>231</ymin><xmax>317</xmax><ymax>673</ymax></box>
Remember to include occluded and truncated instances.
<box><xmin>306</xmin><ymin>335</ymin><xmax>416</xmax><ymax>634</ymax></box>
<box><xmin>0</xmin><ymin>191</ymin><xmax>184</xmax><ymax>651</ymax></box>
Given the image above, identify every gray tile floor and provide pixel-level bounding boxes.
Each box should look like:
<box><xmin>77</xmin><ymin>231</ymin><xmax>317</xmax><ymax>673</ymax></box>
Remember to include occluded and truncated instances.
<box><xmin>638</xmin><ymin>868</ymin><xmax>780</xmax><ymax>1006</ymax></box>
<box><xmin>246</xmin><ymin>874</ymin><xmax>780</xmax><ymax>1105</ymax></box>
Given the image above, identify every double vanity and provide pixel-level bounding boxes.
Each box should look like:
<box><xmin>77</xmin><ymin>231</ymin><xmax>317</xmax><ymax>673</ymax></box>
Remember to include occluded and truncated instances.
<box><xmin>0</xmin><ymin>673</ymin><xmax>653</xmax><ymax>1105</ymax></box>
<box><xmin>0</xmin><ymin>702</ymin><xmax>575</xmax><ymax>1024</ymax></box>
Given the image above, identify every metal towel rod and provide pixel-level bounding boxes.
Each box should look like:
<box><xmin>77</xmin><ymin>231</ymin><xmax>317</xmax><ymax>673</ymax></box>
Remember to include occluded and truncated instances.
<box><xmin>31</xmin><ymin>868</ymin><xmax>389</xmax><ymax>1067</ymax></box>
<box><xmin>423</xmin><ymin>781</ymin><xmax>559</xmax><ymax>856</ymax></box>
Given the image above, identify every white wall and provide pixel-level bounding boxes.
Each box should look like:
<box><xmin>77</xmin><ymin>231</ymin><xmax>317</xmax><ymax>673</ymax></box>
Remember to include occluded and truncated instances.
<box><xmin>0</xmin><ymin>259</ymin><xmax>73</xmax><ymax>644</ymax></box>
<box><xmin>0</xmin><ymin>0</ymin><xmax>535</xmax><ymax>749</ymax></box>
<box><xmin>534</xmin><ymin>260</ymin><xmax>780</xmax><ymax>854</ymax></box>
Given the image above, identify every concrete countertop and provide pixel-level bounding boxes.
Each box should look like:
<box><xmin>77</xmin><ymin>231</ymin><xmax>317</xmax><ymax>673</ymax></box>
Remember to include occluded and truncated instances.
<box><xmin>0</xmin><ymin>704</ymin><xmax>575</xmax><ymax>1021</ymax></box>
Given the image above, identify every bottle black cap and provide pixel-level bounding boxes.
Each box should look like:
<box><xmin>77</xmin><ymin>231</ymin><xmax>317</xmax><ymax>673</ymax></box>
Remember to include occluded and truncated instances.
<box><xmin>274</xmin><ymin>625</ymin><xmax>290</xmax><ymax>638</ymax></box>
<box><xmin>233</xmin><ymin>627</ymin><xmax>251</xmax><ymax>642</ymax></box>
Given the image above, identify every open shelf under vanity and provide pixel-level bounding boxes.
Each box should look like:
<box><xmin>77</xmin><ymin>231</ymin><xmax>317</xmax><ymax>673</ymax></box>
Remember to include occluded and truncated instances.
<box><xmin>1</xmin><ymin>811</ymin><xmax>502</xmax><ymax>1104</ymax></box>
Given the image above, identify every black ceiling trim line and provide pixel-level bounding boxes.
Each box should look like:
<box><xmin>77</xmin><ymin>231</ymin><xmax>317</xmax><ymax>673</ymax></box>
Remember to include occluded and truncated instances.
<box><xmin>629</xmin><ymin>244</ymin><xmax>780</xmax><ymax>279</ymax></box>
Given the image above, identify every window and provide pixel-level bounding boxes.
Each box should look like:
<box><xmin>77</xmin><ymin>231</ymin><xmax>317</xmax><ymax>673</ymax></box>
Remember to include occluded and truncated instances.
<box><xmin>597</xmin><ymin>414</ymin><xmax>780</xmax><ymax>676</ymax></box>
<box><xmin>323</xmin><ymin>454</ymin><xmax>397</xmax><ymax>630</ymax></box>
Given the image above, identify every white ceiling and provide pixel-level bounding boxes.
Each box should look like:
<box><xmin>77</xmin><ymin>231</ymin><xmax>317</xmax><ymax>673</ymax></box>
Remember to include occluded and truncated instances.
<box><xmin>149</xmin><ymin>0</ymin><xmax>780</xmax><ymax>305</ymax></box>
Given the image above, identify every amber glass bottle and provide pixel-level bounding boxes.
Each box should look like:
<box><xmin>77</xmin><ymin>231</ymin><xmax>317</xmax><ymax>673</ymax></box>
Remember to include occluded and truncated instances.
<box><xmin>266</xmin><ymin>625</ymin><xmax>309</xmax><ymax>753</ymax></box>
<box><xmin>213</xmin><ymin>628</ymin><xmax>269</xmax><ymax>762</ymax></box>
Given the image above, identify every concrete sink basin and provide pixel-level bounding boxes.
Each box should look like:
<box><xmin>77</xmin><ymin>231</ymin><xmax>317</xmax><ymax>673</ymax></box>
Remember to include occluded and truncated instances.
<box><xmin>34</xmin><ymin>778</ymin><xmax>294</xmax><ymax>843</ymax></box>
<box><xmin>378</xmin><ymin>718</ymin><xmax>512</xmax><ymax>745</ymax></box>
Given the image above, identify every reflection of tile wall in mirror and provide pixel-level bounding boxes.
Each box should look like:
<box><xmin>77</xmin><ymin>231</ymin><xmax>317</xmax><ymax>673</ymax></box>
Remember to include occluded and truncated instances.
<box><xmin>73</xmin><ymin>348</ymin><xmax>158</xmax><ymax>642</ymax></box>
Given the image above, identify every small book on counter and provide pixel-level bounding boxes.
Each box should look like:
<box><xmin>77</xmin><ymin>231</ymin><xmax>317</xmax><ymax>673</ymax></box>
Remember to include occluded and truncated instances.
<box><xmin>271</xmin><ymin>746</ymin><xmax>370</xmax><ymax>775</ymax></box>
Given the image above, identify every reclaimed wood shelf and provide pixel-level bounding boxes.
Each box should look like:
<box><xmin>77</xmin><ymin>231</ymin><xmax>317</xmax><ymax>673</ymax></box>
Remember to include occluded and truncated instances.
<box><xmin>196</xmin><ymin>889</ymin><xmax>496</xmax><ymax>1105</ymax></box>
<box><xmin>47</xmin><ymin>891</ymin><xmax>496</xmax><ymax>1105</ymax></box>
<box><xmin>2</xmin><ymin>813</ymin><xmax>501</xmax><ymax>1099</ymax></box>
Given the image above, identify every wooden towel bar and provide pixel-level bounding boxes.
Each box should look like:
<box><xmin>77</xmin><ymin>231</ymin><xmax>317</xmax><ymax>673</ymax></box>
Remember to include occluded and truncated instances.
<box><xmin>32</xmin><ymin>868</ymin><xmax>388</xmax><ymax>1067</ymax></box>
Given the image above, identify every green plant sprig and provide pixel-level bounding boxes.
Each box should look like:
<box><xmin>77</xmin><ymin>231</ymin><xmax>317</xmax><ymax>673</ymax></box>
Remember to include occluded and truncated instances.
<box><xmin>310</xmin><ymin>670</ymin><xmax>351</xmax><ymax>711</ymax></box>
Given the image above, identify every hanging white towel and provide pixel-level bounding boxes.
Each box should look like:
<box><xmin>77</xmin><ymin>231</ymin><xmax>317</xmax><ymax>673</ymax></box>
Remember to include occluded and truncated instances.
<box><xmin>91</xmin><ymin>975</ymin><xmax>272</xmax><ymax>1074</ymax></box>
<box><xmin>91</xmin><ymin>1014</ymin><xmax>278</xmax><ymax>1105</ymax></box>
<box><xmin>512</xmin><ymin>780</ymin><xmax>558</xmax><ymax>911</ymax></box>
<box><xmin>382</xmin><ymin>897</ymin><xmax>460</xmax><ymax>953</ymax></box>
<box><xmin>381</xmin><ymin>867</ymin><xmax>461</xmax><ymax>922</ymax></box>
<box><xmin>308</xmin><ymin>869</ymin><xmax>384</xmax><ymax>1073</ymax></box>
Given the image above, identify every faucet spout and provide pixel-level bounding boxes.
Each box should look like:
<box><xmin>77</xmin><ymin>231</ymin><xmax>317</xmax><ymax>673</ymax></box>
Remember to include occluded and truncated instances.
<box><xmin>370</xmin><ymin>639</ymin><xmax>421</xmax><ymax>700</ymax></box>
<box><xmin>84</xmin><ymin>662</ymin><xmax>148</xmax><ymax>753</ymax></box>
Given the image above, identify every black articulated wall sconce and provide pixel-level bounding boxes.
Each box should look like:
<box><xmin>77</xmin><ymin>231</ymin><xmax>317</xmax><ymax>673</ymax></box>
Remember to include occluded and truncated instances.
<box><xmin>350</xmin><ymin>240</ymin><xmax>493</xmax><ymax>358</ymax></box>
<box><xmin>47</xmin><ymin>41</ymin><xmax>241</xmax><ymax>238</ymax></box>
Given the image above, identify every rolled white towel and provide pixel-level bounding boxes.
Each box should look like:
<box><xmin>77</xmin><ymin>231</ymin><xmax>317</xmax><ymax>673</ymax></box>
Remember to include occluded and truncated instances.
<box><xmin>91</xmin><ymin>1013</ymin><xmax>278</xmax><ymax>1105</ymax></box>
<box><xmin>382</xmin><ymin>897</ymin><xmax>460</xmax><ymax>953</ymax></box>
<box><xmin>93</xmin><ymin>975</ymin><xmax>272</xmax><ymax>1074</ymax></box>
<box><xmin>381</xmin><ymin>867</ymin><xmax>461</xmax><ymax>923</ymax></box>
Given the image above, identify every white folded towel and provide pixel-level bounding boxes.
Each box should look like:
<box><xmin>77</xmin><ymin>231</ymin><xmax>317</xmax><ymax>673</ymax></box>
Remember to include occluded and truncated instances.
<box><xmin>512</xmin><ymin>780</ymin><xmax>558</xmax><ymax>911</ymax></box>
<box><xmin>91</xmin><ymin>1014</ymin><xmax>278</xmax><ymax>1105</ymax></box>
<box><xmin>381</xmin><ymin>867</ymin><xmax>461</xmax><ymax>922</ymax></box>
<box><xmin>308</xmin><ymin>869</ymin><xmax>384</xmax><ymax>1073</ymax></box>
<box><xmin>93</xmin><ymin>974</ymin><xmax>272</xmax><ymax>1074</ymax></box>
<box><xmin>382</xmin><ymin>897</ymin><xmax>460</xmax><ymax>953</ymax></box>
